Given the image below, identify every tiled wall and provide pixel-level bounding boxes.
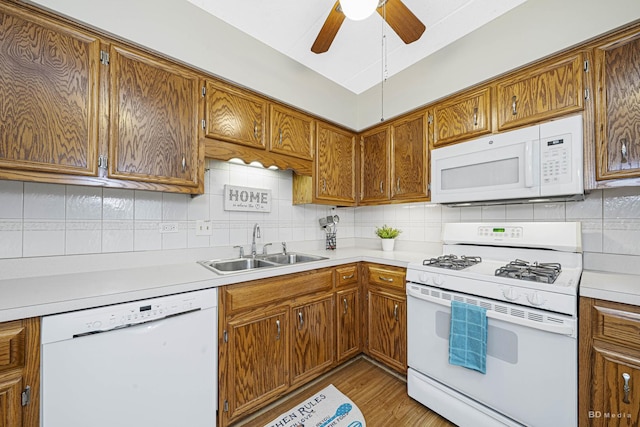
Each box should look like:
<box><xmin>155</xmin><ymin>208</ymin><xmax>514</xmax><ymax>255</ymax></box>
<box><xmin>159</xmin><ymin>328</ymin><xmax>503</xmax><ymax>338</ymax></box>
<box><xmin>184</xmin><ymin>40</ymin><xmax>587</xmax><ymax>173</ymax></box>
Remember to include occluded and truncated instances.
<box><xmin>0</xmin><ymin>159</ymin><xmax>639</xmax><ymax>260</ymax></box>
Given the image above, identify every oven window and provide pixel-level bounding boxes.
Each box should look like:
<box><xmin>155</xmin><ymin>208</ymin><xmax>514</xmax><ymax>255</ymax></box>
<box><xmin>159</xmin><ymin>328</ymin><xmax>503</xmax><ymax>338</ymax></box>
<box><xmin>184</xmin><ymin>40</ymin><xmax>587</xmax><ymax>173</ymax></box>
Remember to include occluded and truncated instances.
<box><xmin>435</xmin><ymin>311</ymin><xmax>518</xmax><ymax>364</ymax></box>
<box><xmin>441</xmin><ymin>157</ymin><xmax>519</xmax><ymax>190</ymax></box>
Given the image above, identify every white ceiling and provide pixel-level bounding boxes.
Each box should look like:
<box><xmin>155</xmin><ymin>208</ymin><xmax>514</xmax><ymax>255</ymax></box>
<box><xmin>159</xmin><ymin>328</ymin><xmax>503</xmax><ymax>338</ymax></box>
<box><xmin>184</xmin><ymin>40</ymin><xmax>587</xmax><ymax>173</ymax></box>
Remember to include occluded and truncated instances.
<box><xmin>187</xmin><ymin>0</ymin><xmax>527</xmax><ymax>94</ymax></box>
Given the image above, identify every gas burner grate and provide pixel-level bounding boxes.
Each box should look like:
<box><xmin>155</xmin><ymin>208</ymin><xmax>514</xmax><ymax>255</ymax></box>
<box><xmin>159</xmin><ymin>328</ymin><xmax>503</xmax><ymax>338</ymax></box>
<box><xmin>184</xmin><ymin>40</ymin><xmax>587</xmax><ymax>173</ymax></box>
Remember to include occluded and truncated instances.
<box><xmin>423</xmin><ymin>254</ymin><xmax>482</xmax><ymax>270</ymax></box>
<box><xmin>495</xmin><ymin>259</ymin><xmax>562</xmax><ymax>284</ymax></box>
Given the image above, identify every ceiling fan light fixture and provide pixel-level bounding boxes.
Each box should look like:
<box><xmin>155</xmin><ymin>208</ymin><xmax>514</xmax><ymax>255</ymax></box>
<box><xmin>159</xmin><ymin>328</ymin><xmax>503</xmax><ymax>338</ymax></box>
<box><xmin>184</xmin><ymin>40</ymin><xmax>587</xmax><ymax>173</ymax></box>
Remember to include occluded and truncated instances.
<box><xmin>340</xmin><ymin>0</ymin><xmax>378</xmax><ymax>21</ymax></box>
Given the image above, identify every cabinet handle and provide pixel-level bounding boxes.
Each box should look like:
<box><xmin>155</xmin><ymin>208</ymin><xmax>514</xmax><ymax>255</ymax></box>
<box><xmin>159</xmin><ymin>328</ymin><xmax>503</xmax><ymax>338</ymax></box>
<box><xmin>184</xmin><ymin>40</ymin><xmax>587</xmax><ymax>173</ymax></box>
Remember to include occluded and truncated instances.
<box><xmin>254</xmin><ymin>120</ymin><xmax>258</xmax><ymax>138</ymax></box>
<box><xmin>623</xmin><ymin>372</ymin><xmax>631</xmax><ymax>404</ymax></box>
<box><xmin>394</xmin><ymin>303</ymin><xmax>399</xmax><ymax>321</ymax></box>
<box><xmin>621</xmin><ymin>139</ymin><xmax>628</xmax><ymax>163</ymax></box>
<box><xmin>379</xmin><ymin>276</ymin><xmax>393</xmax><ymax>283</ymax></box>
<box><xmin>322</xmin><ymin>178</ymin><xmax>327</xmax><ymax>192</ymax></box>
<box><xmin>342</xmin><ymin>273</ymin><xmax>354</xmax><ymax>280</ymax></box>
<box><xmin>396</xmin><ymin>178</ymin><xmax>401</xmax><ymax>193</ymax></box>
<box><xmin>279</xmin><ymin>128</ymin><xmax>283</xmax><ymax>145</ymax></box>
<box><xmin>276</xmin><ymin>319</ymin><xmax>281</xmax><ymax>340</ymax></box>
<box><xmin>473</xmin><ymin>107</ymin><xmax>478</xmax><ymax>126</ymax></box>
<box><xmin>343</xmin><ymin>298</ymin><xmax>348</xmax><ymax>315</ymax></box>
<box><xmin>380</xmin><ymin>181</ymin><xmax>384</xmax><ymax>193</ymax></box>
<box><xmin>298</xmin><ymin>311</ymin><xmax>304</xmax><ymax>330</ymax></box>
<box><xmin>181</xmin><ymin>155</ymin><xmax>186</xmax><ymax>172</ymax></box>
<box><xmin>511</xmin><ymin>96</ymin><xmax>518</xmax><ymax>115</ymax></box>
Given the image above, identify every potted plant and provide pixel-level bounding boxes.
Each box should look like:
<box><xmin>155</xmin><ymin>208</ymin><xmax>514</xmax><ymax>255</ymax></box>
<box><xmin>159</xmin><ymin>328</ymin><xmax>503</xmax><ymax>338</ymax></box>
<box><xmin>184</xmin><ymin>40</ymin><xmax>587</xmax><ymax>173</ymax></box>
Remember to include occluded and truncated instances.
<box><xmin>375</xmin><ymin>224</ymin><xmax>402</xmax><ymax>251</ymax></box>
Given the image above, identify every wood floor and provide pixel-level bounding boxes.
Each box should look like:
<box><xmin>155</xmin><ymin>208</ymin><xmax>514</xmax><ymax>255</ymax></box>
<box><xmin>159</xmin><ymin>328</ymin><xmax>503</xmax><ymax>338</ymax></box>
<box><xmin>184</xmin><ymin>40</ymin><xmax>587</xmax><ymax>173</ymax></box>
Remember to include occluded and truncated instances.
<box><xmin>237</xmin><ymin>356</ymin><xmax>457</xmax><ymax>427</ymax></box>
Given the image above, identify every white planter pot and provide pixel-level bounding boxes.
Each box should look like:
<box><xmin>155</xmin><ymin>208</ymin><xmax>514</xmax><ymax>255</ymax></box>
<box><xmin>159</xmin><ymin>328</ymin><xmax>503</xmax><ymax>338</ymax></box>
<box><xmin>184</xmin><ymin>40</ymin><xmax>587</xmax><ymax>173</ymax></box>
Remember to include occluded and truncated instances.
<box><xmin>381</xmin><ymin>238</ymin><xmax>396</xmax><ymax>252</ymax></box>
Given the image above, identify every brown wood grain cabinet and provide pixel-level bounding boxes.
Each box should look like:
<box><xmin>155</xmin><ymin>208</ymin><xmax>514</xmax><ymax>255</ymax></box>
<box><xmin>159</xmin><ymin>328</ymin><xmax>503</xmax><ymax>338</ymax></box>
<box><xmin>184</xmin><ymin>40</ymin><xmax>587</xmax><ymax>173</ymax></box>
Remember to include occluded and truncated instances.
<box><xmin>335</xmin><ymin>264</ymin><xmax>361</xmax><ymax>363</ymax></box>
<box><xmin>580</xmin><ymin>297</ymin><xmax>640</xmax><ymax>427</ymax></box>
<box><xmin>594</xmin><ymin>29</ymin><xmax>640</xmax><ymax>181</ymax></box>
<box><xmin>363</xmin><ymin>263</ymin><xmax>407</xmax><ymax>374</ymax></box>
<box><xmin>390</xmin><ymin>111</ymin><xmax>429</xmax><ymax>201</ymax></box>
<box><xmin>107</xmin><ymin>44</ymin><xmax>203</xmax><ymax>189</ymax></box>
<box><xmin>269</xmin><ymin>104</ymin><xmax>315</xmax><ymax>161</ymax></box>
<box><xmin>0</xmin><ymin>318</ymin><xmax>40</xmax><ymax>427</ymax></box>
<box><xmin>496</xmin><ymin>52</ymin><xmax>584</xmax><ymax>131</ymax></box>
<box><xmin>202</xmin><ymin>80</ymin><xmax>268</xmax><ymax>150</ymax></box>
<box><xmin>314</xmin><ymin>122</ymin><xmax>357</xmax><ymax>206</ymax></box>
<box><xmin>359</xmin><ymin>126</ymin><xmax>390</xmax><ymax>204</ymax></box>
<box><xmin>0</xmin><ymin>2</ymin><xmax>100</xmax><ymax>178</ymax></box>
<box><xmin>429</xmin><ymin>86</ymin><xmax>492</xmax><ymax>148</ymax></box>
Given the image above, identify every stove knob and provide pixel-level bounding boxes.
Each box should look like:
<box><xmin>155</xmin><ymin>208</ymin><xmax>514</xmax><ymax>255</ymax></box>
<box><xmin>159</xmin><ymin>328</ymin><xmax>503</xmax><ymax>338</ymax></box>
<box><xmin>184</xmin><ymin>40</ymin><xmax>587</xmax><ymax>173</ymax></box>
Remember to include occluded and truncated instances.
<box><xmin>419</xmin><ymin>273</ymin><xmax>430</xmax><ymax>284</ymax></box>
<box><xmin>502</xmin><ymin>287</ymin><xmax>519</xmax><ymax>301</ymax></box>
<box><xmin>527</xmin><ymin>291</ymin><xmax>545</xmax><ymax>306</ymax></box>
<box><xmin>434</xmin><ymin>275</ymin><xmax>444</xmax><ymax>286</ymax></box>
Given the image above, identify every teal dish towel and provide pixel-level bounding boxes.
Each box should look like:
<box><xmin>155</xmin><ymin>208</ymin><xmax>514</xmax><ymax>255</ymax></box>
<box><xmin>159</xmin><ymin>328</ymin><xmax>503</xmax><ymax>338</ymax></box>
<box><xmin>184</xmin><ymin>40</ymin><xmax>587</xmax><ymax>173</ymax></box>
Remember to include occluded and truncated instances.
<box><xmin>449</xmin><ymin>300</ymin><xmax>488</xmax><ymax>374</ymax></box>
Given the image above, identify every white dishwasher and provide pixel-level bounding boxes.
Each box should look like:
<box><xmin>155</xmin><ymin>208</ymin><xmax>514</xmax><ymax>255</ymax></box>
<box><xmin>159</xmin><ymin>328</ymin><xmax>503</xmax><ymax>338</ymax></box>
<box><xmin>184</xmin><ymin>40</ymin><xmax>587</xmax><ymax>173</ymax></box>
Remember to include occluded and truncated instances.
<box><xmin>40</xmin><ymin>288</ymin><xmax>217</xmax><ymax>427</ymax></box>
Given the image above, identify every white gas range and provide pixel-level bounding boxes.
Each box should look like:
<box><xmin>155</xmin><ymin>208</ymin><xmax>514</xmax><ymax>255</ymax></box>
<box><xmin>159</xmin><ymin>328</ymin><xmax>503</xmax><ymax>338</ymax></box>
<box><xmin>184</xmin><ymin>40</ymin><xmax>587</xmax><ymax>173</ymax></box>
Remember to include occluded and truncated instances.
<box><xmin>406</xmin><ymin>222</ymin><xmax>582</xmax><ymax>427</ymax></box>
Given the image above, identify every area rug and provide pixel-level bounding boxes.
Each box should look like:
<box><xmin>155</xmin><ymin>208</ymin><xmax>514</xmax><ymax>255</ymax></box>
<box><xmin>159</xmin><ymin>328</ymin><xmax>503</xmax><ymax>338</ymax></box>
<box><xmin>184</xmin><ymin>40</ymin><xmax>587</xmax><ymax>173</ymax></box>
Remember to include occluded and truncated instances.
<box><xmin>262</xmin><ymin>384</ymin><xmax>366</xmax><ymax>427</ymax></box>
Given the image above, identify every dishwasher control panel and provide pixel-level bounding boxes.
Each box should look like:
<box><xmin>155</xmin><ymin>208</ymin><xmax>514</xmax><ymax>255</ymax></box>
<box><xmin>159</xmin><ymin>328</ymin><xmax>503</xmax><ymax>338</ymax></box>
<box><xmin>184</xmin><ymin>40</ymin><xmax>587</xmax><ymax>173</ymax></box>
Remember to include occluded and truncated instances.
<box><xmin>41</xmin><ymin>288</ymin><xmax>218</xmax><ymax>342</ymax></box>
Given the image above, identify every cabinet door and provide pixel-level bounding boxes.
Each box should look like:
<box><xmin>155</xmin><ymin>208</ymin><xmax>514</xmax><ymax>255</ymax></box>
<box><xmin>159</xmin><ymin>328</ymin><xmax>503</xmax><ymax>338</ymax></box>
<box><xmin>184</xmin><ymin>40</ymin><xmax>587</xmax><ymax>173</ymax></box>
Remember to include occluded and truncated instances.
<box><xmin>226</xmin><ymin>311</ymin><xmax>288</xmax><ymax>421</ymax></box>
<box><xmin>359</xmin><ymin>126</ymin><xmax>390</xmax><ymax>204</ymax></box>
<box><xmin>108</xmin><ymin>45</ymin><xmax>201</xmax><ymax>188</ymax></box>
<box><xmin>390</xmin><ymin>112</ymin><xmax>428</xmax><ymax>201</ymax></box>
<box><xmin>315</xmin><ymin>123</ymin><xmax>356</xmax><ymax>205</ymax></box>
<box><xmin>496</xmin><ymin>53</ymin><xmax>584</xmax><ymax>131</ymax></box>
<box><xmin>431</xmin><ymin>86</ymin><xmax>492</xmax><ymax>148</ymax></box>
<box><xmin>336</xmin><ymin>288</ymin><xmax>361</xmax><ymax>363</ymax></box>
<box><xmin>291</xmin><ymin>296</ymin><xmax>334</xmax><ymax>385</ymax></box>
<box><xmin>203</xmin><ymin>80</ymin><xmax>267</xmax><ymax>149</ymax></box>
<box><xmin>269</xmin><ymin>104</ymin><xmax>314</xmax><ymax>160</ymax></box>
<box><xmin>594</xmin><ymin>32</ymin><xmax>640</xmax><ymax>180</ymax></box>
<box><xmin>591</xmin><ymin>347</ymin><xmax>640</xmax><ymax>426</ymax></box>
<box><xmin>0</xmin><ymin>2</ymin><xmax>100</xmax><ymax>177</ymax></box>
<box><xmin>367</xmin><ymin>289</ymin><xmax>406</xmax><ymax>373</ymax></box>
<box><xmin>0</xmin><ymin>375</ymin><xmax>23</xmax><ymax>427</ymax></box>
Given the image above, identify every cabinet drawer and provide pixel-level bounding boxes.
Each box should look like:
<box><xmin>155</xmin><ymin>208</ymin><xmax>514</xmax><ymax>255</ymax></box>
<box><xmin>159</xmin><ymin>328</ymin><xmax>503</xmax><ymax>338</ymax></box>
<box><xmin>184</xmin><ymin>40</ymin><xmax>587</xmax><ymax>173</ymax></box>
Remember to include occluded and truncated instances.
<box><xmin>367</xmin><ymin>265</ymin><xmax>405</xmax><ymax>291</ymax></box>
<box><xmin>336</xmin><ymin>264</ymin><xmax>359</xmax><ymax>287</ymax></box>
<box><xmin>593</xmin><ymin>302</ymin><xmax>640</xmax><ymax>349</ymax></box>
<box><xmin>0</xmin><ymin>321</ymin><xmax>26</xmax><ymax>373</ymax></box>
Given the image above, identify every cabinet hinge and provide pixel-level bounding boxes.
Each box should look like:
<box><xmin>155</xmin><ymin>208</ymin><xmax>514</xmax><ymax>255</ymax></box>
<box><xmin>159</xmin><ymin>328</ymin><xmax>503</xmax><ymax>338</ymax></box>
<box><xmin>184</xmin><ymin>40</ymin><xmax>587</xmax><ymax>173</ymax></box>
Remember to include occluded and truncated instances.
<box><xmin>224</xmin><ymin>400</ymin><xmax>229</xmax><ymax>412</ymax></box>
<box><xmin>100</xmin><ymin>50</ymin><xmax>110</xmax><ymax>65</ymax></box>
<box><xmin>223</xmin><ymin>330</ymin><xmax>228</xmax><ymax>343</ymax></box>
<box><xmin>201</xmin><ymin>119</ymin><xmax>206</xmax><ymax>130</ymax></box>
<box><xmin>427</xmin><ymin>183</ymin><xmax>431</xmax><ymax>191</ymax></box>
<box><xmin>427</xmin><ymin>114</ymin><xmax>433</xmax><ymax>125</ymax></box>
<box><xmin>202</xmin><ymin>86</ymin><xmax>206</xmax><ymax>97</ymax></box>
<box><xmin>21</xmin><ymin>385</ymin><xmax>31</xmax><ymax>406</ymax></box>
<box><xmin>98</xmin><ymin>155</ymin><xmax>108</xmax><ymax>169</ymax></box>
<box><xmin>584</xmin><ymin>60</ymin><xmax>589</xmax><ymax>72</ymax></box>
<box><xmin>584</xmin><ymin>88</ymin><xmax>590</xmax><ymax>101</ymax></box>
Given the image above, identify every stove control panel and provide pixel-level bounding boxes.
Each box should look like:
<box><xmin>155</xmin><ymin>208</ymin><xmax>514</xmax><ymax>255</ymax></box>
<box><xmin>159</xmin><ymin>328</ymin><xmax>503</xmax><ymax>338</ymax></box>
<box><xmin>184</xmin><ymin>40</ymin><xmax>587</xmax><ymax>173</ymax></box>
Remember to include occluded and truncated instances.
<box><xmin>477</xmin><ymin>226</ymin><xmax>522</xmax><ymax>240</ymax></box>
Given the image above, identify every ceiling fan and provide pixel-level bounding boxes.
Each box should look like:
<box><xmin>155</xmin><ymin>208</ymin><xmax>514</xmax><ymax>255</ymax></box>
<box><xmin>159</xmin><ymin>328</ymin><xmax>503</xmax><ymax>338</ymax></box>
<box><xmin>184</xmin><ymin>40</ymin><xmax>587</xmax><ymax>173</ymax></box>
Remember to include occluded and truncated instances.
<box><xmin>311</xmin><ymin>0</ymin><xmax>426</xmax><ymax>54</ymax></box>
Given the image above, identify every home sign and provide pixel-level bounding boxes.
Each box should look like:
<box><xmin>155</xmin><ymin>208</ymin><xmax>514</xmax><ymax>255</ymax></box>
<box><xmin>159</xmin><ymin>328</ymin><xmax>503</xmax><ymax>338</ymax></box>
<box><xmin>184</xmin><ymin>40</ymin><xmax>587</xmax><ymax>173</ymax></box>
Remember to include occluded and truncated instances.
<box><xmin>223</xmin><ymin>185</ymin><xmax>272</xmax><ymax>212</ymax></box>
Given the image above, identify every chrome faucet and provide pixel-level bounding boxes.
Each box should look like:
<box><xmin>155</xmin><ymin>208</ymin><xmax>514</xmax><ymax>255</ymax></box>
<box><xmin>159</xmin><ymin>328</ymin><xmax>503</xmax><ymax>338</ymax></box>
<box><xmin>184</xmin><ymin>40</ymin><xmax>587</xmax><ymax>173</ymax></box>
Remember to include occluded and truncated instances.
<box><xmin>251</xmin><ymin>223</ymin><xmax>261</xmax><ymax>257</ymax></box>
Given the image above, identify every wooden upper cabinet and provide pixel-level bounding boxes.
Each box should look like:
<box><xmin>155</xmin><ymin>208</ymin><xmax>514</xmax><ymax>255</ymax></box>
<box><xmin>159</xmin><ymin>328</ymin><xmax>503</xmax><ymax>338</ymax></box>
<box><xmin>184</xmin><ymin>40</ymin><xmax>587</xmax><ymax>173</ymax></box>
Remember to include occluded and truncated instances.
<box><xmin>269</xmin><ymin>104</ymin><xmax>314</xmax><ymax>160</ymax></box>
<box><xmin>314</xmin><ymin>122</ymin><xmax>356</xmax><ymax>206</ymax></box>
<box><xmin>390</xmin><ymin>112</ymin><xmax>429</xmax><ymax>201</ymax></box>
<box><xmin>430</xmin><ymin>86</ymin><xmax>492</xmax><ymax>148</ymax></box>
<box><xmin>359</xmin><ymin>126</ymin><xmax>390</xmax><ymax>204</ymax></box>
<box><xmin>108</xmin><ymin>45</ymin><xmax>202</xmax><ymax>188</ymax></box>
<box><xmin>594</xmin><ymin>30</ymin><xmax>640</xmax><ymax>180</ymax></box>
<box><xmin>496</xmin><ymin>53</ymin><xmax>584</xmax><ymax>131</ymax></box>
<box><xmin>202</xmin><ymin>80</ymin><xmax>267</xmax><ymax>149</ymax></box>
<box><xmin>0</xmin><ymin>2</ymin><xmax>100</xmax><ymax>176</ymax></box>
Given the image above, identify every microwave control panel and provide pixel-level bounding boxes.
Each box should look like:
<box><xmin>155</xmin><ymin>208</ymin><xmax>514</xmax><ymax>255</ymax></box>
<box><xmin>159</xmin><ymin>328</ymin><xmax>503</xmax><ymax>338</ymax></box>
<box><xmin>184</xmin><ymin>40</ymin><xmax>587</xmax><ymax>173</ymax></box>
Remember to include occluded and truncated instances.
<box><xmin>540</xmin><ymin>133</ymin><xmax>572</xmax><ymax>185</ymax></box>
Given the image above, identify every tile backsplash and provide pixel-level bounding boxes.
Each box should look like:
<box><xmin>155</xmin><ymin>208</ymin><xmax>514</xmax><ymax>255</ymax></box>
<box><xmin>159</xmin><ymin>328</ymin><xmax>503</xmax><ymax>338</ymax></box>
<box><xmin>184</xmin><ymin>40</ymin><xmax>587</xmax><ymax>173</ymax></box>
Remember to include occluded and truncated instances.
<box><xmin>0</xmin><ymin>159</ymin><xmax>639</xmax><ymax>266</ymax></box>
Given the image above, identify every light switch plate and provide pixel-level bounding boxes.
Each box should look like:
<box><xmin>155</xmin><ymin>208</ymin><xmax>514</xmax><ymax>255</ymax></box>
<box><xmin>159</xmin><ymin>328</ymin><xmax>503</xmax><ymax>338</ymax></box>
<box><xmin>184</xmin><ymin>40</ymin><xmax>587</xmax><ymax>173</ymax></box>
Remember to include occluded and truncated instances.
<box><xmin>196</xmin><ymin>220</ymin><xmax>212</xmax><ymax>236</ymax></box>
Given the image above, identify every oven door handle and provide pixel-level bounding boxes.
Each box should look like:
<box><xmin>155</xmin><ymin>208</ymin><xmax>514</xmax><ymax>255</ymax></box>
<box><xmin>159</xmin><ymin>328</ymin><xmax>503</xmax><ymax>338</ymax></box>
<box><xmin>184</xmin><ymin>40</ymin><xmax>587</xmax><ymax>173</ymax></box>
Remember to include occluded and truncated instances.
<box><xmin>407</xmin><ymin>288</ymin><xmax>575</xmax><ymax>336</ymax></box>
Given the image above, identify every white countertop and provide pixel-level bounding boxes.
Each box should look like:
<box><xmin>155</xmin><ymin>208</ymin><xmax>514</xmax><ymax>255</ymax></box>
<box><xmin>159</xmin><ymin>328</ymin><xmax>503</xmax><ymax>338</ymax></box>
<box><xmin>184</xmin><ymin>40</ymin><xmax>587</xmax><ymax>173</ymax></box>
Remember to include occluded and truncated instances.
<box><xmin>0</xmin><ymin>247</ymin><xmax>428</xmax><ymax>322</ymax></box>
<box><xmin>580</xmin><ymin>270</ymin><xmax>640</xmax><ymax>306</ymax></box>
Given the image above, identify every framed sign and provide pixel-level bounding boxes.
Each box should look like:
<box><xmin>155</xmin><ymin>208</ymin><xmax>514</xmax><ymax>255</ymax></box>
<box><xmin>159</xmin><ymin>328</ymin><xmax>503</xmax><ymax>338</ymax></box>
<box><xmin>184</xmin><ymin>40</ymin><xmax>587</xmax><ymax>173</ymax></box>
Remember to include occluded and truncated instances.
<box><xmin>223</xmin><ymin>185</ymin><xmax>272</xmax><ymax>212</ymax></box>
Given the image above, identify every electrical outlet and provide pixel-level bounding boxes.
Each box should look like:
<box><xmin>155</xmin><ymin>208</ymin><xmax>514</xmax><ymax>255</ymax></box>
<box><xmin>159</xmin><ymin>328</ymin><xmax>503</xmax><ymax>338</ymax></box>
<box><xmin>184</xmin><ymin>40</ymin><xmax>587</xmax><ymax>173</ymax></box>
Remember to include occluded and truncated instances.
<box><xmin>196</xmin><ymin>220</ymin><xmax>212</xmax><ymax>236</ymax></box>
<box><xmin>159</xmin><ymin>222</ymin><xmax>178</xmax><ymax>233</ymax></box>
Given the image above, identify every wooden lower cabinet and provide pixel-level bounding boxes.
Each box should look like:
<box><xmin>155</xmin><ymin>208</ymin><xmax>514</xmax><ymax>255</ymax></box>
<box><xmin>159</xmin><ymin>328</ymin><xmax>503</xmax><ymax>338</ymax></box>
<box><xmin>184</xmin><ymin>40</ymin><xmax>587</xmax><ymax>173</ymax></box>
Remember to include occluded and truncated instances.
<box><xmin>336</xmin><ymin>287</ymin><xmax>361</xmax><ymax>363</ymax></box>
<box><xmin>580</xmin><ymin>297</ymin><xmax>640</xmax><ymax>426</ymax></box>
<box><xmin>0</xmin><ymin>317</ymin><xmax>40</xmax><ymax>427</ymax></box>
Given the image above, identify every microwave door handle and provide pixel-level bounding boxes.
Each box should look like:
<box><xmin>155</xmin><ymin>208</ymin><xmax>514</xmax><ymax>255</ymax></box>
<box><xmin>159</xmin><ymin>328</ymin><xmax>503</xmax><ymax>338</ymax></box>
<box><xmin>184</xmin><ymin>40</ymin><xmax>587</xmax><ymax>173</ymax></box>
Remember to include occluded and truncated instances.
<box><xmin>524</xmin><ymin>140</ymin><xmax>534</xmax><ymax>188</ymax></box>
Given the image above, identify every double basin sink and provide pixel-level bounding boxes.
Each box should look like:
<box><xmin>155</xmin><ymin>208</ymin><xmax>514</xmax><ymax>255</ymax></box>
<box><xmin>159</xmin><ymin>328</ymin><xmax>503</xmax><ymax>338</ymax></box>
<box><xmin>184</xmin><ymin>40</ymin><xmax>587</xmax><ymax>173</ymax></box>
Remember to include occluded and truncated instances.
<box><xmin>199</xmin><ymin>252</ymin><xmax>329</xmax><ymax>275</ymax></box>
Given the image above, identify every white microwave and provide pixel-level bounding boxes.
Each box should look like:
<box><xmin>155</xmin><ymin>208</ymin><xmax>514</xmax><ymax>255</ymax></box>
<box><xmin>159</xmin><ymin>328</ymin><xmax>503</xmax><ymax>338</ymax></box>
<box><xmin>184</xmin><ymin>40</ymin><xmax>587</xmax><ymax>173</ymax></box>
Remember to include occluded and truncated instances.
<box><xmin>431</xmin><ymin>114</ymin><xmax>584</xmax><ymax>205</ymax></box>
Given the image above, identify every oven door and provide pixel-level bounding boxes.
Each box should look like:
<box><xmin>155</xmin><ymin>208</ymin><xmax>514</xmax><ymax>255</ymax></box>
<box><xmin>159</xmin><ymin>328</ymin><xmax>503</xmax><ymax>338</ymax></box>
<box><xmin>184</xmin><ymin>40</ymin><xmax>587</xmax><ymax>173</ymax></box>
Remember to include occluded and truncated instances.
<box><xmin>406</xmin><ymin>283</ymin><xmax>577</xmax><ymax>427</ymax></box>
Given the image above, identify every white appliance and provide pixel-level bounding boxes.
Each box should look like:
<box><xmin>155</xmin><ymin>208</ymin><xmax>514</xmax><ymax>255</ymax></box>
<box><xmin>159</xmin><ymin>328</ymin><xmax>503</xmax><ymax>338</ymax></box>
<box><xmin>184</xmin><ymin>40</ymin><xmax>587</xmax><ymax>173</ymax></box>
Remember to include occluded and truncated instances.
<box><xmin>41</xmin><ymin>288</ymin><xmax>218</xmax><ymax>427</ymax></box>
<box><xmin>406</xmin><ymin>222</ymin><xmax>582</xmax><ymax>427</ymax></box>
<box><xmin>431</xmin><ymin>114</ymin><xmax>583</xmax><ymax>205</ymax></box>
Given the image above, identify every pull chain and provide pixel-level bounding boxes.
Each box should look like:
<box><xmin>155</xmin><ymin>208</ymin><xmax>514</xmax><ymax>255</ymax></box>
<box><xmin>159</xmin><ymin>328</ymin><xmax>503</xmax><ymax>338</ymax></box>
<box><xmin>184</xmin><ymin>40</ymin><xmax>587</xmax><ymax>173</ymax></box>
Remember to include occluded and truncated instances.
<box><xmin>380</xmin><ymin>0</ymin><xmax>387</xmax><ymax>122</ymax></box>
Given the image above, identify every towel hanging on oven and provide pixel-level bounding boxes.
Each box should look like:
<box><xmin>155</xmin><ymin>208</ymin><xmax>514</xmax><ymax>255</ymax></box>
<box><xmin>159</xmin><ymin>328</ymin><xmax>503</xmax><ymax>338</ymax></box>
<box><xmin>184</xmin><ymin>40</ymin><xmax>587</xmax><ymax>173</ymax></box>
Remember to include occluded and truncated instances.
<box><xmin>449</xmin><ymin>300</ymin><xmax>487</xmax><ymax>374</ymax></box>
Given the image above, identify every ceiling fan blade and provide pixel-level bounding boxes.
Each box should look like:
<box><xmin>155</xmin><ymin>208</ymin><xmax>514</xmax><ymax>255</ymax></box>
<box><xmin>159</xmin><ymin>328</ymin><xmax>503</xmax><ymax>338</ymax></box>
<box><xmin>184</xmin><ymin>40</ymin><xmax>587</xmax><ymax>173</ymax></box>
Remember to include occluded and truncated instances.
<box><xmin>311</xmin><ymin>1</ymin><xmax>346</xmax><ymax>54</ymax></box>
<box><xmin>378</xmin><ymin>0</ymin><xmax>426</xmax><ymax>44</ymax></box>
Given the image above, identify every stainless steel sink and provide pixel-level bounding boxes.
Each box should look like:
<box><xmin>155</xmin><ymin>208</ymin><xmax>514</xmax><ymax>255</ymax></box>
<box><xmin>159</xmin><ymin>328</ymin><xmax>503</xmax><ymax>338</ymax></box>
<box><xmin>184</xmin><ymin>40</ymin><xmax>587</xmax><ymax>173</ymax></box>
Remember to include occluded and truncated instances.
<box><xmin>198</xmin><ymin>252</ymin><xmax>328</xmax><ymax>275</ymax></box>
